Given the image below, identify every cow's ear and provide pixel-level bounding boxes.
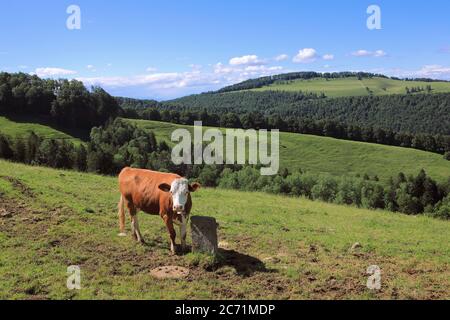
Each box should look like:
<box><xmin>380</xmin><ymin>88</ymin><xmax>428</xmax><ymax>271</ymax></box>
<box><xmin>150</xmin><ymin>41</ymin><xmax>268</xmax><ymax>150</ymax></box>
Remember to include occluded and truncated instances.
<box><xmin>158</xmin><ymin>183</ymin><xmax>171</xmax><ymax>192</ymax></box>
<box><xmin>189</xmin><ymin>182</ymin><xmax>201</xmax><ymax>192</ymax></box>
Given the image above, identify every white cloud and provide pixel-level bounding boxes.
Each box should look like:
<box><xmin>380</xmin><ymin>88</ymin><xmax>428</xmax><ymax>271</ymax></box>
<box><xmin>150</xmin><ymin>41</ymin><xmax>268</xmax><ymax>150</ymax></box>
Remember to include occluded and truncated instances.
<box><xmin>34</xmin><ymin>67</ymin><xmax>77</xmax><ymax>77</ymax></box>
<box><xmin>87</xmin><ymin>65</ymin><xmax>96</xmax><ymax>72</ymax></box>
<box><xmin>373</xmin><ymin>50</ymin><xmax>387</xmax><ymax>57</ymax></box>
<box><xmin>415</xmin><ymin>65</ymin><xmax>450</xmax><ymax>78</ymax></box>
<box><xmin>274</xmin><ymin>54</ymin><xmax>289</xmax><ymax>62</ymax></box>
<box><xmin>213</xmin><ymin>62</ymin><xmax>234</xmax><ymax>75</ymax></box>
<box><xmin>146</xmin><ymin>67</ymin><xmax>157</xmax><ymax>73</ymax></box>
<box><xmin>77</xmin><ymin>61</ymin><xmax>286</xmax><ymax>99</ymax></box>
<box><xmin>293</xmin><ymin>48</ymin><xmax>318</xmax><ymax>63</ymax></box>
<box><xmin>351</xmin><ymin>49</ymin><xmax>387</xmax><ymax>57</ymax></box>
<box><xmin>352</xmin><ymin>50</ymin><xmax>372</xmax><ymax>57</ymax></box>
<box><xmin>229</xmin><ymin>55</ymin><xmax>266</xmax><ymax>66</ymax></box>
<box><xmin>322</xmin><ymin>54</ymin><xmax>334</xmax><ymax>61</ymax></box>
<box><xmin>18</xmin><ymin>65</ymin><xmax>28</xmax><ymax>69</ymax></box>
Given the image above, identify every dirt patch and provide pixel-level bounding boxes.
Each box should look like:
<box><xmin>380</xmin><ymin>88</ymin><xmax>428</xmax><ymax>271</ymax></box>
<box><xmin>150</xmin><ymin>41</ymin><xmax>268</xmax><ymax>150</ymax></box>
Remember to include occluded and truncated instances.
<box><xmin>150</xmin><ymin>266</ymin><xmax>189</xmax><ymax>279</ymax></box>
<box><xmin>0</xmin><ymin>176</ymin><xmax>35</xmax><ymax>198</ymax></box>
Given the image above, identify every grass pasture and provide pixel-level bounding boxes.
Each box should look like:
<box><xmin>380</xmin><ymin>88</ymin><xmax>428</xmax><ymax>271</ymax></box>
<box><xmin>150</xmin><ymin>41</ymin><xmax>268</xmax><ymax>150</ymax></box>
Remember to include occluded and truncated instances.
<box><xmin>129</xmin><ymin>119</ymin><xmax>450</xmax><ymax>182</ymax></box>
<box><xmin>0</xmin><ymin>160</ymin><xmax>448</xmax><ymax>299</ymax></box>
<box><xmin>0</xmin><ymin>116</ymin><xmax>86</xmax><ymax>144</ymax></box>
<box><xmin>250</xmin><ymin>77</ymin><xmax>450</xmax><ymax>97</ymax></box>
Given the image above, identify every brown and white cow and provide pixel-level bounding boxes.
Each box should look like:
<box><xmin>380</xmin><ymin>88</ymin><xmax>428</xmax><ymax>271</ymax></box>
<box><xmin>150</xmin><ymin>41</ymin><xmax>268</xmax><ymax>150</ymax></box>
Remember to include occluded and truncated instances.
<box><xmin>118</xmin><ymin>167</ymin><xmax>200</xmax><ymax>254</ymax></box>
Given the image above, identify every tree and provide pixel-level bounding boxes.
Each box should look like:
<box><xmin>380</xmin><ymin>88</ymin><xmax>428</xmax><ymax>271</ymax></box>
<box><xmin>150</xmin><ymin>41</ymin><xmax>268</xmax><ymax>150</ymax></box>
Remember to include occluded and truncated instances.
<box><xmin>13</xmin><ymin>138</ymin><xmax>26</xmax><ymax>162</ymax></box>
<box><xmin>0</xmin><ymin>134</ymin><xmax>13</xmax><ymax>159</ymax></box>
<box><xmin>26</xmin><ymin>131</ymin><xmax>41</xmax><ymax>164</ymax></box>
<box><xmin>444</xmin><ymin>151</ymin><xmax>450</xmax><ymax>161</ymax></box>
<box><xmin>75</xmin><ymin>144</ymin><xmax>87</xmax><ymax>171</ymax></box>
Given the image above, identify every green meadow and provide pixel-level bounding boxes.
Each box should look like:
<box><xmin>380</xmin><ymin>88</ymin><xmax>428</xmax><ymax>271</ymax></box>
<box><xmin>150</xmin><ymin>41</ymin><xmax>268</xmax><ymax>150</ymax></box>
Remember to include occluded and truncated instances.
<box><xmin>0</xmin><ymin>116</ymin><xmax>85</xmax><ymax>145</ymax></box>
<box><xmin>0</xmin><ymin>160</ymin><xmax>448</xmax><ymax>299</ymax></box>
<box><xmin>251</xmin><ymin>77</ymin><xmax>450</xmax><ymax>97</ymax></box>
<box><xmin>129</xmin><ymin>119</ymin><xmax>450</xmax><ymax>183</ymax></box>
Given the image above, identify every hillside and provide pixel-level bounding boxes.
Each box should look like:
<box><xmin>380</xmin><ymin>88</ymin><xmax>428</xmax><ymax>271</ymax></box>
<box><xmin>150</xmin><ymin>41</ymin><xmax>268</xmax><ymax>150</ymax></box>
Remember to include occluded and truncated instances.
<box><xmin>0</xmin><ymin>160</ymin><xmax>448</xmax><ymax>299</ymax></box>
<box><xmin>128</xmin><ymin>119</ymin><xmax>450</xmax><ymax>182</ymax></box>
<box><xmin>251</xmin><ymin>77</ymin><xmax>450</xmax><ymax>97</ymax></box>
<box><xmin>0</xmin><ymin>116</ymin><xmax>85</xmax><ymax>144</ymax></box>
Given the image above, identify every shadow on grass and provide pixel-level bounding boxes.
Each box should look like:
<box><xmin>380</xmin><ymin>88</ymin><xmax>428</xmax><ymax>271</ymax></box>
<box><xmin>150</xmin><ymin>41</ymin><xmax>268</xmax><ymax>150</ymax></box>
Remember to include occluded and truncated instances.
<box><xmin>137</xmin><ymin>234</ymin><xmax>273</xmax><ymax>277</ymax></box>
<box><xmin>217</xmin><ymin>248</ymin><xmax>271</xmax><ymax>276</ymax></box>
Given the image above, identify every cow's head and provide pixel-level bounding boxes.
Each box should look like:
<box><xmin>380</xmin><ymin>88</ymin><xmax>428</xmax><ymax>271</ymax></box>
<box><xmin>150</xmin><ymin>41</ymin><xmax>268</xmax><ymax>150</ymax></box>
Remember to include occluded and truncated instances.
<box><xmin>158</xmin><ymin>178</ymin><xmax>200</xmax><ymax>215</ymax></box>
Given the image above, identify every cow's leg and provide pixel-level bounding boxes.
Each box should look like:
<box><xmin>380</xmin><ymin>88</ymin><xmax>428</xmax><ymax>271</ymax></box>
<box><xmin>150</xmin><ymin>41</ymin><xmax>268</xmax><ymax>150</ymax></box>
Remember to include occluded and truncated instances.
<box><xmin>118</xmin><ymin>195</ymin><xmax>126</xmax><ymax>237</ymax></box>
<box><xmin>127</xmin><ymin>203</ymin><xmax>145</xmax><ymax>244</ymax></box>
<box><xmin>180</xmin><ymin>215</ymin><xmax>187</xmax><ymax>252</ymax></box>
<box><xmin>131</xmin><ymin>214</ymin><xmax>145</xmax><ymax>244</ymax></box>
<box><xmin>163</xmin><ymin>216</ymin><xmax>177</xmax><ymax>254</ymax></box>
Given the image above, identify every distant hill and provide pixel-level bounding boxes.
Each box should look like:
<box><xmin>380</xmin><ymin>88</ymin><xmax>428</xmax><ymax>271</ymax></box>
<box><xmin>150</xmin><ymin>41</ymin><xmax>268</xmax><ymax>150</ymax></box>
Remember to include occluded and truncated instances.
<box><xmin>162</xmin><ymin>90</ymin><xmax>450</xmax><ymax>136</ymax></box>
<box><xmin>127</xmin><ymin>119</ymin><xmax>450</xmax><ymax>182</ymax></box>
<box><xmin>251</xmin><ymin>76</ymin><xmax>450</xmax><ymax>97</ymax></box>
<box><xmin>215</xmin><ymin>71</ymin><xmax>450</xmax><ymax>95</ymax></box>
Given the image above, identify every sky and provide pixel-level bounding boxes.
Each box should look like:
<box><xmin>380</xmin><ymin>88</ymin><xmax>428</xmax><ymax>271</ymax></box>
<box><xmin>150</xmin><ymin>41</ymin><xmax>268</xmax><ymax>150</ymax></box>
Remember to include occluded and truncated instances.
<box><xmin>1</xmin><ymin>0</ymin><xmax>449</xmax><ymax>100</ymax></box>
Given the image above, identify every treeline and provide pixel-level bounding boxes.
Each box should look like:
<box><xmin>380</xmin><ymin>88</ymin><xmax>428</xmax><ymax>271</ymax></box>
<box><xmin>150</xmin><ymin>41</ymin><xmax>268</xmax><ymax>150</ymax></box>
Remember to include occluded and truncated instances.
<box><xmin>115</xmin><ymin>97</ymin><xmax>159</xmax><ymax>110</ymax></box>
<box><xmin>0</xmin><ymin>72</ymin><xmax>122</xmax><ymax>128</ymax></box>
<box><xmin>124</xmin><ymin>107</ymin><xmax>450</xmax><ymax>157</ymax></box>
<box><xmin>217</xmin><ymin>167</ymin><xmax>450</xmax><ymax>220</ymax></box>
<box><xmin>163</xmin><ymin>90</ymin><xmax>450</xmax><ymax>136</ymax></box>
<box><xmin>0</xmin><ymin>119</ymin><xmax>171</xmax><ymax>174</ymax></box>
<box><xmin>406</xmin><ymin>86</ymin><xmax>432</xmax><ymax>94</ymax></box>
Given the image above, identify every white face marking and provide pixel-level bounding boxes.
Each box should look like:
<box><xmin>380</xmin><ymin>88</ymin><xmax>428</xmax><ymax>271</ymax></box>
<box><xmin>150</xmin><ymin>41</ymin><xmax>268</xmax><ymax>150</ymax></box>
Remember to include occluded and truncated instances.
<box><xmin>170</xmin><ymin>178</ymin><xmax>189</xmax><ymax>213</ymax></box>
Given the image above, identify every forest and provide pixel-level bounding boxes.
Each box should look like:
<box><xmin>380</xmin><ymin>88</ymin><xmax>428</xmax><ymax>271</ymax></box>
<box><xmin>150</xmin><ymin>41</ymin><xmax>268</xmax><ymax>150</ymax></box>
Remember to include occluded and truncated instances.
<box><xmin>0</xmin><ymin>72</ymin><xmax>122</xmax><ymax>128</ymax></box>
<box><xmin>162</xmin><ymin>90</ymin><xmax>450</xmax><ymax>136</ymax></box>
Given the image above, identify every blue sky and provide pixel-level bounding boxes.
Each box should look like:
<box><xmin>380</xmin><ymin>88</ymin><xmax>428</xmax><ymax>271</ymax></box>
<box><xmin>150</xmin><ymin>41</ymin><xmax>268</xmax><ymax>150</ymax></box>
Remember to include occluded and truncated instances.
<box><xmin>1</xmin><ymin>0</ymin><xmax>449</xmax><ymax>99</ymax></box>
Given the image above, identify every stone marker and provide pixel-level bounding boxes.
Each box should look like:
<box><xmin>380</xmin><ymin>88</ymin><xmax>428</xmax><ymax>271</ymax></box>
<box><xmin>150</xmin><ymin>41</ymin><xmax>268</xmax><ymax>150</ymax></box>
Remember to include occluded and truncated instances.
<box><xmin>190</xmin><ymin>216</ymin><xmax>218</xmax><ymax>255</ymax></box>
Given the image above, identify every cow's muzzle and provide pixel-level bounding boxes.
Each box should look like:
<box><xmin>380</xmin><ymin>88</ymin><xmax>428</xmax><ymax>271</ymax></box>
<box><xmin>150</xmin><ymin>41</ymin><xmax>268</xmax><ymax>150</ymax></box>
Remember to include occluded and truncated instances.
<box><xmin>173</xmin><ymin>205</ymin><xmax>185</xmax><ymax>214</ymax></box>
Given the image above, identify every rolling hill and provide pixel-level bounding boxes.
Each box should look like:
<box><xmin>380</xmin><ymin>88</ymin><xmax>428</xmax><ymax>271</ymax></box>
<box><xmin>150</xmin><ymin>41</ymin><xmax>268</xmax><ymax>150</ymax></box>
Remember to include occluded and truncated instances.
<box><xmin>251</xmin><ymin>77</ymin><xmax>450</xmax><ymax>97</ymax></box>
<box><xmin>0</xmin><ymin>160</ymin><xmax>448</xmax><ymax>299</ymax></box>
<box><xmin>1</xmin><ymin>114</ymin><xmax>449</xmax><ymax>183</ymax></box>
<box><xmin>128</xmin><ymin>119</ymin><xmax>450</xmax><ymax>183</ymax></box>
<box><xmin>0</xmin><ymin>116</ymin><xmax>85</xmax><ymax>145</ymax></box>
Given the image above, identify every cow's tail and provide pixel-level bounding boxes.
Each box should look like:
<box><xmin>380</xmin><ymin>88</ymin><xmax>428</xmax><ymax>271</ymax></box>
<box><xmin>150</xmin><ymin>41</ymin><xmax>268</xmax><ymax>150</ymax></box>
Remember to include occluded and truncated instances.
<box><xmin>118</xmin><ymin>195</ymin><xmax>126</xmax><ymax>236</ymax></box>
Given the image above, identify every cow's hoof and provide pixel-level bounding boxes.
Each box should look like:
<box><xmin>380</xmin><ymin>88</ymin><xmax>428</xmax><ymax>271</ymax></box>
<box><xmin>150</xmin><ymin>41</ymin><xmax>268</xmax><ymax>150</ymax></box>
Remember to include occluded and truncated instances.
<box><xmin>118</xmin><ymin>233</ymin><xmax>127</xmax><ymax>237</ymax></box>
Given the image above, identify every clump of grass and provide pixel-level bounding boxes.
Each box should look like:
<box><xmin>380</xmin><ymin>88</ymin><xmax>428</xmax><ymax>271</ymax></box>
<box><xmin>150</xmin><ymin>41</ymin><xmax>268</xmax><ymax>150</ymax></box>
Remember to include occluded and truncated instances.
<box><xmin>185</xmin><ymin>251</ymin><xmax>224</xmax><ymax>271</ymax></box>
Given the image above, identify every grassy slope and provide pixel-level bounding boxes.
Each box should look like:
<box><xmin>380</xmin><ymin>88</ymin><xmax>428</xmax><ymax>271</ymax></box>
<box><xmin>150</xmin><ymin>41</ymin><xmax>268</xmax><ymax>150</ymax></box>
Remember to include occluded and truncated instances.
<box><xmin>251</xmin><ymin>77</ymin><xmax>450</xmax><ymax>97</ymax></box>
<box><xmin>0</xmin><ymin>116</ymin><xmax>85</xmax><ymax>144</ymax></box>
<box><xmin>0</xmin><ymin>160</ymin><xmax>448</xmax><ymax>299</ymax></box>
<box><xmin>129</xmin><ymin>119</ymin><xmax>450</xmax><ymax>182</ymax></box>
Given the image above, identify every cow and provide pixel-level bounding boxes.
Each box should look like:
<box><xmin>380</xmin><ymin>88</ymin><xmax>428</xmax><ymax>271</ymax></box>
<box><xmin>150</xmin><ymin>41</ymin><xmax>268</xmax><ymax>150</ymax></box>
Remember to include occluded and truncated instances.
<box><xmin>117</xmin><ymin>167</ymin><xmax>200</xmax><ymax>254</ymax></box>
